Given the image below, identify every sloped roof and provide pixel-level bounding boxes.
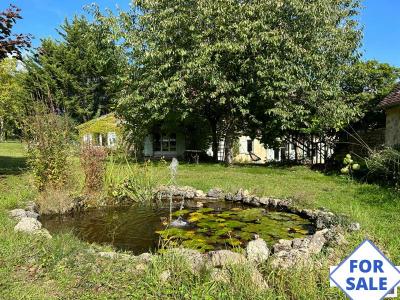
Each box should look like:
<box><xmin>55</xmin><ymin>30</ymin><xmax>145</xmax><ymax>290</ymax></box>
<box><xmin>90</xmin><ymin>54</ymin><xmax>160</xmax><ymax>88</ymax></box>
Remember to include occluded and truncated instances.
<box><xmin>379</xmin><ymin>83</ymin><xmax>400</xmax><ymax>108</ymax></box>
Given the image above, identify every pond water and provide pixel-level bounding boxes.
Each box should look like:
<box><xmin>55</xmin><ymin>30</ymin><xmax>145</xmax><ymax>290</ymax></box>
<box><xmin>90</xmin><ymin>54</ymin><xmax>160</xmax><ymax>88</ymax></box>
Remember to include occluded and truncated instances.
<box><xmin>40</xmin><ymin>200</ymin><xmax>315</xmax><ymax>254</ymax></box>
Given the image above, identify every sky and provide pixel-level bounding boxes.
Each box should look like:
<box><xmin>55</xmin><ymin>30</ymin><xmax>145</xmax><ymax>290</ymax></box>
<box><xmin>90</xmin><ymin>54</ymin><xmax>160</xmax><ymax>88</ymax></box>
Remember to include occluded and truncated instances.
<box><xmin>7</xmin><ymin>0</ymin><xmax>400</xmax><ymax>67</ymax></box>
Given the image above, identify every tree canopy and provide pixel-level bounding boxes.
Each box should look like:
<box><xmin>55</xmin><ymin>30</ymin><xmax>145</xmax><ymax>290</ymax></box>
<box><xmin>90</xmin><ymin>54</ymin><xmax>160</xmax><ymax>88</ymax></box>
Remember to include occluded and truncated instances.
<box><xmin>112</xmin><ymin>0</ymin><xmax>363</xmax><ymax>162</ymax></box>
<box><xmin>0</xmin><ymin>58</ymin><xmax>26</xmax><ymax>140</ymax></box>
<box><xmin>0</xmin><ymin>4</ymin><xmax>31</xmax><ymax>60</ymax></box>
<box><xmin>23</xmin><ymin>14</ymin><xmax>127</xmax><ymax>123</ymax></box>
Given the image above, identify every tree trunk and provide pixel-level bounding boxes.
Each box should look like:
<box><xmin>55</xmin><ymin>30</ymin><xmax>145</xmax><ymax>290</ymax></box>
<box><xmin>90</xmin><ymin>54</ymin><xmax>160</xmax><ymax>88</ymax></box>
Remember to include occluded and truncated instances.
<box><xmin>223</xmin><ymin>132</ymin><xmax>234</xmax><ymax>165</ymax></box>
<box><xmin>0</xmin><ymin>117</ymin><xmax>4</xmax><ymax>142</ymax></box>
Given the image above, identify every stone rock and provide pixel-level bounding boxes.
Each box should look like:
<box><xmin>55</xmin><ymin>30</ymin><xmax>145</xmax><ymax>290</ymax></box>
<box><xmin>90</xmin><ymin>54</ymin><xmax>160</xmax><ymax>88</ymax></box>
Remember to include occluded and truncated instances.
<box><xmin>207</xmin><ymin>188</ymin><xmax>224</xmax><ymax>199</ymax></box>
<box><xmin>195</xmin><ymin>201</ymin><xmax>204</xmax><ymax>208</ymax></box>
<box><xmin>291</xmin><ymin>238</ymin><xmax>304</xmax><ymax>249</ymax></box>
<box><xmin>25</xmin><ymin>211</ymin><xmax>39</xmax><ymax>219</ymax></box>
<box><xmin>315</xmin><ymin>212</ymin><xmax>335</xmax><ymax>229</ymax></box>
<box><xmin>167</xmin><ymin>248</ymin><xmax>205</xmax><ymax>273</ymax></box>
<box><xmin>306</xmin><ymin>230</ymin><xmax>327</xmax><ymax>254</ymax></box>
<box><xmin>155</xmin><ymin>185</ymin><xmax>197</xmax><ymax>199</ymax></box>
<box><xmin>273</xmin><ymin>239</ymin><xmax>292</xmax><ymax>253</ymax></box>
<box><xmin>98</xmin><ymin>251</ymin><xmax>118</xmax><ymax>259</ymax></box>
<box><xmin>276</xmin><ymin>199</ymin><xmax>292</xmax><ymax>207</ymax></box>
<box><xmin>269</xmin><ymin>198</ymin><xmax>280</xmax><ymax>207</ymax></box>
<box><xmin>159</xmin><ymin>270</ymin><xmax>171</xmax><ymax>283</ymax></box>
<box><xmin>259</xmin><ymin>197</ymin><xmax>270</xmax><ymax>206</ymax></box>
<box><xmin>14</xmin><ymin>217</ymin><xmax>42</xmax><ymax>233</ymax></box>
<box><xmin>135</xmin><ymin>263</ymin><xmax>148</xmax><ymax>272</ymax></box>
<box><xmin>137</xmin><ymin>252</ymin><xmax>152</xmax><ymax>263</ymax></box>
<box><xmin>9</xmin><ymin>209</ymin><xmax>28</xmax><ymax>220</ymax></box>
<box><xmin>301</xmin><ymin>209</ymin><xmax>317</xmax><ymax>219</ymax></box>
<box><xmin>33</xmin><ymin>228</ymin><xmax>52</xmax><ymax>239</ymax></box>
<box><xmin>25</xmin><ymin>201</ymin><xmax>38</xmax><ymax>213</ymax></box>
<box><xmin>246</xmin><ymin>238</ymin><xmax>270</xmax><ymax>264</ymax></box>
<box><xmin>210</xmin><ymin>268</ymin><xmax>230</xmax><ymax>284</ymax></box>
<box><xmin>349</xmin><ymin>222</ymin><xmax>361</xmax><ymax>232</ymax></box>
<box><xmin>324</xmin><ymin>226</ymin><xmax>346</xmax><ymax>246</ymax></box>
<box><xmin>271</xmin><ymin>248</ymin><xmax>310</xmax><ymax>269</ymax></box>
<box><xmin>207</xmin><ymin>250</ymin><xmax>247</xmax><ymax>267</ymax></box>
<box><xmin>195</xmin><ymin>190</ymin><xmax>206</xmax><ymax>199</ymax></box>
<box><xmin>230</xmin><ymin>188</ymin><xmax>251</xmax><ymax>202</ymax></box>
<box><xmin>249</xmin><ymin>197</ymin><xmax>261</xmax><ymax>207</ymax></box>
<box><xmin>224</xmin><ymin>193</ymin><xmax>234</xmax><ymax>201</ymax></box>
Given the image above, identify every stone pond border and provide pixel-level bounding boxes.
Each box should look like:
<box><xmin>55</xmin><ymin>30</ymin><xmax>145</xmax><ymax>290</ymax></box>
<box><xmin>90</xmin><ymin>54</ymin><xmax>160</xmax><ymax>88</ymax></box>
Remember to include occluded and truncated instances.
<box><xmin>9</xmin><ymin>186</ymin><xmax>361</xmax><ymax>285</ymax></box>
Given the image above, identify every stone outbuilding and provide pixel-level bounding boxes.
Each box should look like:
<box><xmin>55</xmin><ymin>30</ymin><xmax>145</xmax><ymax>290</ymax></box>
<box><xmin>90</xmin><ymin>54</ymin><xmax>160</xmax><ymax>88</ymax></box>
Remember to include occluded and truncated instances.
<box><xmin>379</xmin><ymin>83</ymin><xmax>400</xmax><ymax>146</ymax></box>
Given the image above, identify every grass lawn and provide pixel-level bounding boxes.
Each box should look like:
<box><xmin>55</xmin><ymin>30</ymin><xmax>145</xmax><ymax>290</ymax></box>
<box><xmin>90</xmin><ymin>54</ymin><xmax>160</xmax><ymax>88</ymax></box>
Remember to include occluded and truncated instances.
<box><xmin>1</xmin><ymin>142</ymin><xmax>399</xmax><ymax>299</ymax></box>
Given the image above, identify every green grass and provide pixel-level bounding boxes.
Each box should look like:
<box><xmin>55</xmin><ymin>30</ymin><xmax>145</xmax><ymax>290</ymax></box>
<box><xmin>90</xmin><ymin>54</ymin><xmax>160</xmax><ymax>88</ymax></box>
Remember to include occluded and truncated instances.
<box><xmin>1</xmin><ymin>142</ymin><xmax>399</xmax><ymax>299</ymax></box>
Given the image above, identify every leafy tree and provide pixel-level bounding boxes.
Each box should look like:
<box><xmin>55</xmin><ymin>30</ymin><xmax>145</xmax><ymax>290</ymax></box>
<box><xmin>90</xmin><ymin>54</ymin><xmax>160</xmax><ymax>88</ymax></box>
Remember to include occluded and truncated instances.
<box><xmin>113</xmin><ymin>0</ymin><xmax>362</xmax><ymax>163</ymax></box>
<box><xmin>0</xmin><ymin>58</ymin><xmax>26</xmax><ymax>141</ymax></box>
<box><xmin>341</xmin><ymin>60</ymin><xmax>400</xmax><ymax>130</ymax></box>
<box><xmin>0</xmin><ymin>4</ymin><xmax>31</xmax><ymax>60</ymax></box>
<box><xmin>24</xmin><ymin>15</ymin><xmax>127</xmax><ymax>123</ymax></box>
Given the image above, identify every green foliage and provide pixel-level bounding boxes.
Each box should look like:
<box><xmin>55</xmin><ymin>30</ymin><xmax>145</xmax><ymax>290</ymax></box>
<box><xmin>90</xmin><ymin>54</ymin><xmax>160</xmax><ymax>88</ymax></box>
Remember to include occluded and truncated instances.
<box><xmin>0</xmin><ymin>5</ymin><xmax>31</xmax><ymax>60</ymax></box>
<box><xmin>76</xmin><ymin>113</ymin><xmax>121</xmax><ymax>138</ymax></box>
<box><xmin>366</xmin><ymin>147</ymin><xmax>400</xmax><ymax>187</ymax></box>
<box><xmin>0</xmin><ymin>58</ymin><xmax>27</xmax><ymax>140</ymax></box>
<box><xmin>107</xmin><ymin>159</ymin><xmax>168</xmax><ymax>204</ymax></box>
<box><xmin>157</xmin><ymin>207</ymin><xmax>312</xmax><ymax>252</ymax></box>
<box><xmin>341</xmin><ymin>153</ymin><xmax>360</xmax><ymax>178</ymax></box>
<box><xmin>80</xmin><ymin>145</ymin><xmax>108</xmax><ymax>194</ymax></box>
<box><xmin>23</xmin><ymin>14</ymin><xmax>127</xmax><ymax>123</ymax></box>
<box><xmin>22</xmin><ymin>105</ymin><xmax>72</xmax><ymax>191</ymax></box>
<box><xmin>3</xmin><ymin>143</ymin><xmax>400</xmax><ymax>298</ymax></box>
<box><xmin>111</xmin><ymin>0</ymin><xmax>362</xmax><ymax>157</ymax></box>
<box><xmin>341</xmin><ymin>60</ymin><xmax>400</xmax><ymax>130</ymax></box>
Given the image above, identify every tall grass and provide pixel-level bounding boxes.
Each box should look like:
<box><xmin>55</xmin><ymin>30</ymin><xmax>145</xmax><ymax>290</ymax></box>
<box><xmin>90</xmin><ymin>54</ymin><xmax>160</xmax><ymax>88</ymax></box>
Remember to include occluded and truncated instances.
<box><xmin>106</xmin><ymin>156</ymin><xmax>170</xmax><ymax>204</ymax></box>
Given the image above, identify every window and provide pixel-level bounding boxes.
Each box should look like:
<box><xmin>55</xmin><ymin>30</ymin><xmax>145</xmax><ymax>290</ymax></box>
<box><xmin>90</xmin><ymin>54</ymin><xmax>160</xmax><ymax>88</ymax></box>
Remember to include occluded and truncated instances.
<box><xmin>107</xmin><ymin>132</ymin><xmax>117</xmax><ymax>147</ymax></box>
<box><xmin>83</xmin><ymin>133</ymin><xmax>92</xmax><ymax>144</ymax></box>
<box><xmin>154</xmin><ymin>133</ymin><xmax>177</xmax><ymax>152</ymax></box>
<box><xmin>247</xmin><ymin>139</ymin><xmax>253</xmax><ymax>153</ymax></box>
<box><xmin>274</xmin><ymin>149</ymin><xmax>280</xmax><ymax>160</ymax></box>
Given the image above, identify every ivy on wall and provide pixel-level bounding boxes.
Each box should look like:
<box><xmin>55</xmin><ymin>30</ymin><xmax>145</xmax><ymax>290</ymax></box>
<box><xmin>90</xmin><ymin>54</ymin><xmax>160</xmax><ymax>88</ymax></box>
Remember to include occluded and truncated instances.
<box><xmin>76</xmin><ymin>113</ymin><xmax>122</xmax><ymax>138</ymax></box>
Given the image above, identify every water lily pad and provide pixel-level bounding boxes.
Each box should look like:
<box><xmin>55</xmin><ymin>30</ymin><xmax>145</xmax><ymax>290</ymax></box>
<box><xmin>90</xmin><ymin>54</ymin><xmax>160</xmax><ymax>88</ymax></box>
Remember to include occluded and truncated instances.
<box><xmin>197</xmin><ymin>208</ymin><xmax>214</xmax><ymax>213</ymax></box>
<box><xmin>214</xmin><ymin>227</ymin><xmax>233</xmax><ymax>236</ymax></box>
<box><xmin>236</xmin><ymin>208</ymin><xmax>265</xmax><ymax>222</ymax></box>
<box><xmin>172</xmin><ymin>209</ymin><xmax>190</xmax><ymax>217</ymax></box>
<box><xmin>224</xmin><ymin>220</ymin><xmax>246</xmax><ymax>229</ymax></box>
<box><xmin>222</xmin><ymin>237</ymin><xmax>242</xmax><ymax>247</ymax></box>
<box><xmin>182</xmin><ymin>239</ymin><xmax>215</xmax><ymax>252</ymax></box>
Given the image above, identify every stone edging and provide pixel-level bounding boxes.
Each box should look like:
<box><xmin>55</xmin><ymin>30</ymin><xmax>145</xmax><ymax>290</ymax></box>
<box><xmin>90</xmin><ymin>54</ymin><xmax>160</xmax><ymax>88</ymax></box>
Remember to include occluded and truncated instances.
<box><xmin>9</xmin><ymin>186</ymin><xmax>361</xmax><ymax>274</ymax></box>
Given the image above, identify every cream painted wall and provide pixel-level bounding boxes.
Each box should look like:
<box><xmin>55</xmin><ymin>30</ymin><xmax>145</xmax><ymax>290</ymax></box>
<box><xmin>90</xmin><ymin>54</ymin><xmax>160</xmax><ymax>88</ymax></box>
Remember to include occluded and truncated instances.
<box><xmin>385</xmin><ymin>107</ymin><xmax>400</xmax><ymax>146</ymax></box>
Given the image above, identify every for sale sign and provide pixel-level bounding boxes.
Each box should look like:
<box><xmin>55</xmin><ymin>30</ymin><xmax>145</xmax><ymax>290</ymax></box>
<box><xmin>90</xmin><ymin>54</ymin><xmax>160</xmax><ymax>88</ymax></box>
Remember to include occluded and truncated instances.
<box><xmin>330</xmin><ymin>240</ymin><xmax>400</xmax><ymax>300</ymax></box>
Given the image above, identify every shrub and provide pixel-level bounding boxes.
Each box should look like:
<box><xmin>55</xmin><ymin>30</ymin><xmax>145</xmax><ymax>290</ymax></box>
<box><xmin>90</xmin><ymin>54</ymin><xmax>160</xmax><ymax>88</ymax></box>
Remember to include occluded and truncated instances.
<box><xmin>107</xmin><ymin>159</ymin><xmax>168</xmax><ymax>205</ymax></box>
<box><xmin>36</xmin><ymin>186</ymin><xmax>74</xmax><ymax>214</ymax></box>
<box><xmin>366</xmin><ymin>147</ymin><xmax>400</xmax><ymax>187</ymax></box>
<box><xmin>80</xmin><ymin>145</ymin><xmax>108</xmax><ymax>194</ymax></box>
<box><xmin>23</xmin><ymin>105</ymin><xmax>72</xmax><ymax>191</ymax></box>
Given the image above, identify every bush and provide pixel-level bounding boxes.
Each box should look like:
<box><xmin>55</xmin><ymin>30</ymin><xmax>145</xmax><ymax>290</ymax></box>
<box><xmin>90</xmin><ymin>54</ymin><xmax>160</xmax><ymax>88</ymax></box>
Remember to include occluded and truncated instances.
<box><xmin>80</xmin><ymin>145</ymin><xmax>108</xmax><ymax>194</ymax></box>
<box><xmin>36</xmin><ymin>186</ymin><xmax>74</xmax><ymax>214</ymax></box>
<box><xmin>107</xmin><ymin>159</ymin><xmax>168</xmax><ymax>205</ymax></box>
<box><xmin>23</xmin><ymin>106</ymin><xmax>72</xmax><ymax>191</ymax></box>
<box><xmin>366</xmin><ymin>147</ymin><xmax>400</xmax><ymax>187</ymax></box>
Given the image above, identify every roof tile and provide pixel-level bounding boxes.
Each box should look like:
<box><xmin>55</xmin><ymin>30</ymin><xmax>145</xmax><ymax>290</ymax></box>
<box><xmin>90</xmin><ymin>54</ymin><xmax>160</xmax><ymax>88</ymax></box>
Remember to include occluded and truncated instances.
<box><xmin>379</xmin><ymin>83</ymin><xmax>400</xmax><ymax>108</ymax></box>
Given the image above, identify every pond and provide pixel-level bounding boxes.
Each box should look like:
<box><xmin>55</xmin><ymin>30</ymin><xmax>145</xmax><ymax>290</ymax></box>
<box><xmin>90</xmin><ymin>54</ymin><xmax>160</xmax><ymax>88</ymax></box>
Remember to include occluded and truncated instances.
<box><xmin>40</xmin><ymin>200</ymin><xmax>315</xmax><ymax>254</ymax></box>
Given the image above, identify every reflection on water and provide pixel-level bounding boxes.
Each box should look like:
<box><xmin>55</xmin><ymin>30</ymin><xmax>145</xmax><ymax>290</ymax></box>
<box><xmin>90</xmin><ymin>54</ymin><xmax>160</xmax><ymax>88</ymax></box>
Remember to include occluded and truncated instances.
<box><xmin>40</xmin><ymin>200</ymin><xmax>314</xmax><ymax>255</ymax></box>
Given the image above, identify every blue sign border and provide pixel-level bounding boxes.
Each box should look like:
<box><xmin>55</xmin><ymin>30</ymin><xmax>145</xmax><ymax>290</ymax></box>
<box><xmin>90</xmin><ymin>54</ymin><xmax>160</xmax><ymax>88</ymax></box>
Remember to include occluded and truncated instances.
<box><xmin>330</xmin><ymin>239</ymin><xmax>400</xmax><ymax>300</ymax></box>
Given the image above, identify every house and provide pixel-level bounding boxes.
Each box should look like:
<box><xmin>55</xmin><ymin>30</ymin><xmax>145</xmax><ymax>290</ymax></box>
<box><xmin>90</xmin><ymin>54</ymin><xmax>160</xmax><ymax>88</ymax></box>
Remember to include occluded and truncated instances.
<box><xmin>77</xmin><ymin>114</ymin><xmax>328</xmax><ymax>163</ymax></box>
<box><xmin>379</xmin><ymin>83</ymin><xmax>400</xmax><ymax>146</ymax></box>
<box><xmin>76</xmin><ymin>113</ymin><xmax>121</xmax><ymax>148</ymax></box>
